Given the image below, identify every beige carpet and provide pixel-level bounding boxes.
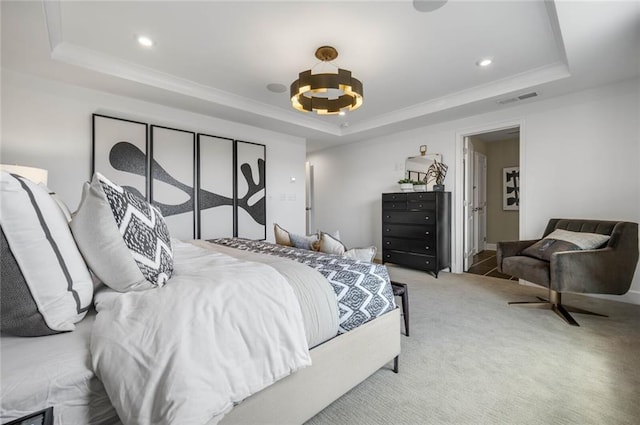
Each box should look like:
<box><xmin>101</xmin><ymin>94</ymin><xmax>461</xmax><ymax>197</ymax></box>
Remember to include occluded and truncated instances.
<box><xmin>305</xmin><ymin>265</ymin><xmax>640</xmax><ymax>425</ymax></box>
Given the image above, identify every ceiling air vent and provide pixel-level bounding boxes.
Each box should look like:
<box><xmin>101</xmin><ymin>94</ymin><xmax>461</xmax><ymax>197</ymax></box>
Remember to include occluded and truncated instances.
<box><xmin>518</xmin><ymin>92</ymin><xmax>538</xmax><ymax>100</ymax></box>
<box><xmin>497</xmin><ymin>92</ymin><xmax>538</xmax><ymax>105</ymax></box>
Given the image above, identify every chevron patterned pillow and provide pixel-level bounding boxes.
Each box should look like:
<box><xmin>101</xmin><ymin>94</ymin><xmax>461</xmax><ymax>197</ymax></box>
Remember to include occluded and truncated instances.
<box><xmin>71</xmin><ymin>173</ymin><xmax>173</xmax><ymax>291</ymax></box>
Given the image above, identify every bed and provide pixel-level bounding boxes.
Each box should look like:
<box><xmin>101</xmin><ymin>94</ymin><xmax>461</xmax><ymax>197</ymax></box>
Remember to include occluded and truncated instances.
<box><xmin>0</xmin><ymin>171</ymin><xmax>400</xmax><ymax>425</ymax></box>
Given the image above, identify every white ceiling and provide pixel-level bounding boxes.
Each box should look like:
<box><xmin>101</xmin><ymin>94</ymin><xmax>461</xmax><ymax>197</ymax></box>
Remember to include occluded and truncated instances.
<box><xmin>2</xmin><ymin>1</ymin><xmax>639</xmax><ymax>152</ymax></box>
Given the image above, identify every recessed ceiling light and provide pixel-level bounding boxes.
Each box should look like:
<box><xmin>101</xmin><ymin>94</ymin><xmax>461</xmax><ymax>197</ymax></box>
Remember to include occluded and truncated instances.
<box><xmin>413</xmin><ymin>0</ymin><xmax>448</xmax><ymax>13</ymax></box>
<box><xmin>476</xmin><ymin>58</ymin><xmax>492</xmax><ymax>67</ymax></box>
<box><xmin>137</xmin><ymin>35</ymin><xmax>154</xmax><ymax>48</ymax></box>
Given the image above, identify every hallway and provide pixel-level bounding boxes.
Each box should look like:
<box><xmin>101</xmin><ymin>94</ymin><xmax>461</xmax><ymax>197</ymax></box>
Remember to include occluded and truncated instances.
<box><xmin>466</xmin><ymin>250</ymin><xmax>516</xmax><ymax>280</ymax></box>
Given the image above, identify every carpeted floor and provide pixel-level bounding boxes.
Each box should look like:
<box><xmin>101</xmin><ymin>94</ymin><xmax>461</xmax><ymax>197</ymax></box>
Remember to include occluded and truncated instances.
<box><xmin>305</xmin><ymin>265</ymin><xmax>640</xmax><ymax>425</ymax></box>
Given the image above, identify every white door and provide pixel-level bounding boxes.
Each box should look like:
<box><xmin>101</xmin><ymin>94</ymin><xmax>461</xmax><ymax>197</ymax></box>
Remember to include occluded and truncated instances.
<box><xmin>305</xmin><ymin>161</ymin><xmax>314</xmax><ymax>234</ymax></box>
<box><xmin>463</xmin><ymin>138</ymin><xmax>475</xmax><ymax>271</ymax></box>
<box><xmin>473</xmin><ymin>152</ymin><xmax>487</xmax><ymax>253</ymax></box>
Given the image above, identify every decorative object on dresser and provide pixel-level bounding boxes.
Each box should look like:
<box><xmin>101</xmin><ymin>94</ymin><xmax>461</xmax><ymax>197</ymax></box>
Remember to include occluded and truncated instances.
<box><xmin>428</xmin><ymin>158</ymin><xmax>448</xmax><ymax>191</ymax></box>
<box><xmin>382</xmin><ymin>191</ymin><xmax>451</xmax><ymax>277</ymax></box>
<box><xmin>397</xmin><ymin>178</ymin><xmax>414</xmax><ymax>192</ymax></box>
<box><xmin>404</xmin><ymin>151</ymin><xmax>448</xmax><ymax>192</ymax></box>
<box><xmin>413</xmin><ymin>182</ymin><xmax>427</xmax><ymax>192</ymax></box>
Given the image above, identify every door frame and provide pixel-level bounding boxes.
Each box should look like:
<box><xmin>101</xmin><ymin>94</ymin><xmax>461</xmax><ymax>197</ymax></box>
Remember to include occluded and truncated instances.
<box><xmin>473</xmin><ymin>150</ymin><xmax>487</xmax><ymax>255</ymax></box>
<box><xmin>462</xmin><ymin>136</ymin><xmax>475</xmax><ymax>271</ymax></box>
<box><xmin>453</xmin><ymin>119</ymin><xmax>525</xmax><ymax>273</ymax></box>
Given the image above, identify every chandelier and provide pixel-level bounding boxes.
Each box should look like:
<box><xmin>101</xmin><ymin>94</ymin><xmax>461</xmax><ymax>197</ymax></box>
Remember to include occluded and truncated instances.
<box><xmin>290</xmin><ymin>46</ymin><xmax>363</xmax><ymax>115</ymax></box>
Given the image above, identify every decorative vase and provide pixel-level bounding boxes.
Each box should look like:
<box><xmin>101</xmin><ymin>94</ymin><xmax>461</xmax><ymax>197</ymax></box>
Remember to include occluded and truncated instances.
<box><xmin>399</xmin><ymin>183</ymin><xmax>414</xmax><ymax>192</ymax></box>
<box><xmin>413</xmin><ymin>184</ymin><xmax>427</xmax><ymax>192</ymax></box>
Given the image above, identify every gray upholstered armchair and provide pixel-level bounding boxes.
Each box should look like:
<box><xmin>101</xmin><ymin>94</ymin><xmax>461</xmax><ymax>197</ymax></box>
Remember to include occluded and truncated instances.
<box><xmin>497</xmin><ymin>219</ymin><xmax>639</xmax><ymax>326</ymax></box>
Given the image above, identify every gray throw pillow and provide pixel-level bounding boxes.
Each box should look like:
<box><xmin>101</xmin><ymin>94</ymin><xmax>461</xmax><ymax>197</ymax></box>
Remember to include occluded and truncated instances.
<box><xmin>289</xmin><ymin>232</ymin><xmax>319</xmax><ymax>250</ymax></box>
<box><xmin>522</xmin><ymin>229</ymin><xmax>610</xmax><ymax>262</ymax></box>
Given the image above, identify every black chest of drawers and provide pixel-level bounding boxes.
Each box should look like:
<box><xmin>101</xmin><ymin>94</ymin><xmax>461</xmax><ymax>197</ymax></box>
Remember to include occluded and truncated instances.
<box><xmin>381</xmin><ymin>191</ymin><xmax>451</xmax><ymax>277</ymax></box>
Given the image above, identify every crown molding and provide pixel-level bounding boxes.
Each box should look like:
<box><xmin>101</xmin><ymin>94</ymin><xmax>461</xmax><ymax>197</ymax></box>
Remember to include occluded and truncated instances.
<box><xmin>342</xmin><ymin>62</ymin><xmax>571</xmax><ymax>136</ymax></box>
<box><xmin>41</xmin><ymin>0</ymin><xmax>570</xmax><ymax>140</ymax></box>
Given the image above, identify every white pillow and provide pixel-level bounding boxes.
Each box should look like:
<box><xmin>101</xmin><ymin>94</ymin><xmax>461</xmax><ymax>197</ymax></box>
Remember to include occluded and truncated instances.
<box><xmin>318</xmin><ymin>232</ymin><xmax>347</xmax><ymax>256</ymax></box>
<box><xmin>38</xmin><ymin>183</ymin><xmax>72</xmax><ymax>223</ymax></box>
<box><xmin>344</xmin><ymin>246</ymin><xmax>377</xmax><ymax>263</ymax></box>
<box><xmin>274</xmin><ymin>223</ymin><xmax>292</xmax><ymax>246</ymax></box>
<box><xmin>545</xmin><ymin>229</ymin><xmax>610</xmax><ymax>250</ymax></box>
<box><xmin>70</xmin><ymin>173</ymin><xmax>173</xmax><ymax>292</ymax></box>
<box><xmin>0</xmin><ymin>171</ymin><xmax>93</xmax><ymax>336</ymax></box>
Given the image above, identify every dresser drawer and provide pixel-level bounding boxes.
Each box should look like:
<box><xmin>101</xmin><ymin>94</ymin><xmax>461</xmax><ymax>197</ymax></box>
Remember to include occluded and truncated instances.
<box><xmin>382</xmin><ymin>193</ymin><xmax>407</xmax><ymax>202</ymax></box>
<box><xmin>383</xmin><ymin>237</ymin><xmax>435</xmax><ymax>254</ymax></box>
<box><xmin>382</xmin><ymin>201</ymin><xmax>407</xmax><ymax>210</ymax></box>
<box><xmin>407</xmin><ymin>200</ymin><xmax>436</xmax><ymax>211</ymax></box>
<box><xmin>382</xmin><ymin>224</ymin><xmax>435</xmax><ymax>239</ymax></box>
<box><xmin>407</xmin><ymin>192</ymin><xmax>435</xmax><ymax>202</ymax></box>
<box><xmin>382</xmin><ymin>211</ymin><xmax>435</xmax><ymax>225</ymax></box>
<box><xmin>383</xmin><ymin>250</ymin><xmax>436</xmax><ymax>271</ymax></box>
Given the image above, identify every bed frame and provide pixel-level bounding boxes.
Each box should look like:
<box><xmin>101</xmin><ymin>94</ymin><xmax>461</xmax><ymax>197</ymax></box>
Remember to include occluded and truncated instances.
<box><xmin>220</xmin><ymin>308</ymin><xmax>401</xmax><ymax>424</ymax></box>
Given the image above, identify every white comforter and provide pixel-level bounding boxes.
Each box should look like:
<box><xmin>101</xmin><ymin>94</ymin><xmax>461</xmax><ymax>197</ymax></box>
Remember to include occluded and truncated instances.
<box><xmin>91</xmin><ymin>240</ymin><xmax>312</xmax><ymax>425</ymax></box>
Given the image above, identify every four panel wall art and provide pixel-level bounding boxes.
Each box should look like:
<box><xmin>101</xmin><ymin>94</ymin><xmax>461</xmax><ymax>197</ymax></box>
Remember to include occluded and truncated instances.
<box><xmin>92</xmin><ymin>114</ymin><xmax>266</xmax><ymax>241</ymax></box>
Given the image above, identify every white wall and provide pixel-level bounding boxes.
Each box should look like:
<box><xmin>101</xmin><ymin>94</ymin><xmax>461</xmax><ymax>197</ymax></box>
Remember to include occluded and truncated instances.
<box><xmin>0</xmin><ymin>70</ymin><xmax>308</xmax><ymax>241</ymax></box>
<box><xmin>308</xmin><ymin>78</ymin><xmax>640</xmax><ymax>304</ymax></box>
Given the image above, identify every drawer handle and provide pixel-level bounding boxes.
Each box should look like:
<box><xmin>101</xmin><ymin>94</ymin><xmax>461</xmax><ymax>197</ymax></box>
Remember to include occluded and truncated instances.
<box><xmin>419</xmin><ymin>204</ymin><xmax>423</xmax><ymax>208</ymax></box>
<box><xmin>425</xmin><ymin>246</ymin><xmax>430</xmax><ymax>250</ymax></box>
<box><xmin>425</xmin><ymin>216</ymin><xmax>429</xmax><ymax>220</ymax></box>
<box><xmin>425</xmin><ymin>231</ymin><xmax>430</xmax><ymax>235</ymax></box>
<box><xmin>385</xmin><ymin>215</ymin><xmax>391</xmax><ymax>219</ymax></box>
<box><xmin>391</xmin><ymin>204</ymin><xmax>396</xmax><ymax>208</ymax></box>
<box><xmin>386</xmin><ymin>229</ymin><xmax>390</xmax><ymax>232</ymax></box>
<box><xmin>425</xmin><ymin>261</ymin><xmax>430</xmax><ymax>264</ymax></box>
<box><xmin>386</xmin><ymin>241</ymin><xmax>390</xmax><ymax>245</ymax></box>
<box><xmin>386</xmin><ymin>254</ymin><xmax>391</xmax><ymax>258</ymax></box>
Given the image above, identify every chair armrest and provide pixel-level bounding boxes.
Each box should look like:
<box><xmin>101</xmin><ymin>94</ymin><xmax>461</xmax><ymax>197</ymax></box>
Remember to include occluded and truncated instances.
<box><xmin>550</xmin><ymin>247</ymin><xmax>634</xmax><ymax>295</ymax></box>
<box><xmin>496</xmin><ymin>239</ymin><xmax>540</xmax><ymax>273</ymax></box>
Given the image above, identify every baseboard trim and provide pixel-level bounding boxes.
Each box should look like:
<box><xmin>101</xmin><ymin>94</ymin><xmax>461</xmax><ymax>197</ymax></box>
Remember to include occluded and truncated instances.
<box><xmin>517</xmin><ymin>280</ymin><xmax>640</xmax><ymax>306</ymax></box>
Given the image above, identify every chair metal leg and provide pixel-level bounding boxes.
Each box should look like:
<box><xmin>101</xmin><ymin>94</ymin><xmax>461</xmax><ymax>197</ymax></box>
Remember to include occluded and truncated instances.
<box><xmin>393</xmin><ymin>356</ymin><xmax>399</xmax><ymax>374</ymax></box>
<box><xmin>552</xmin><ymin>304</ymin><xmax>580</xmax><ymax>326</ymax></box>
<box><xmin>508</xmin><ymin>289</ymin><xmax>607</xmax><ymax>327</ymax></box>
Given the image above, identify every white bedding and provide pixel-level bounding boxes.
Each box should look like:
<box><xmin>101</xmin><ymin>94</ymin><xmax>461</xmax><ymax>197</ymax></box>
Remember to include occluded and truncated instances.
<box><xmin>189</xmin><ymin>239</ymin><xmax>339</xmax><ymax>348</ymax></box>
<box><xmin>0</xmin><ymin>312</ymin><xmax>119</xmax><ymax>425</ymax></box>
<box><xmin>91</xmin><ymin>240</ymin><xmax>312</xmax><ymax>425</ymax></box>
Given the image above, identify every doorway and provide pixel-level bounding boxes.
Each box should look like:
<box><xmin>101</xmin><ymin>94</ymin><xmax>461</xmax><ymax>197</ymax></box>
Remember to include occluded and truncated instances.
<box><xmin>462</xmin><ymin>126</ymin><xmax>520</xmax><ymax>274</ymax></box>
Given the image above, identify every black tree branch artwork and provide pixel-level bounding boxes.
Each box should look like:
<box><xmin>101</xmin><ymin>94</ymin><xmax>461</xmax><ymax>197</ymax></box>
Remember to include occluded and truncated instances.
<box><xmin>238</xmin><ymin>159</ymin><xmax>266</xmax><ymax>224</ymax></box>
<box><xmin>109</xmin><ymin>141</ymin><xmax>265</xmax><ymax>226</ymax></box>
